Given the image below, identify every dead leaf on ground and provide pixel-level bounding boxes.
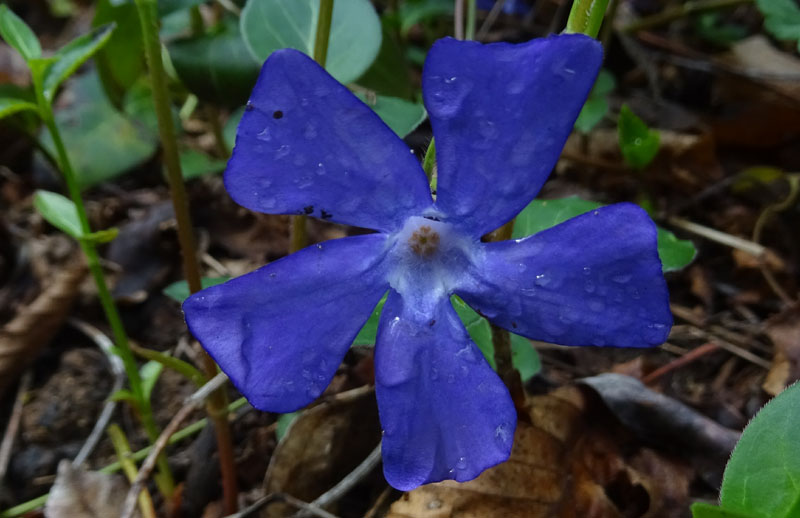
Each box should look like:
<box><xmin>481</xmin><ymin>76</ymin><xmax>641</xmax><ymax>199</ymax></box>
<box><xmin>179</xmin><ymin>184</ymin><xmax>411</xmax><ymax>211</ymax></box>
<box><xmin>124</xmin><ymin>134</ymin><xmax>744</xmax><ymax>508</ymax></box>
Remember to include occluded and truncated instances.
<box><xmin>261</xmin><ymin>387</ymin><xmax>381</xmax><ymax>518</ymax></box>
<box><xmin>762</xmin><ymin>305</ymin><xmax>800</xmax><ymax>396</ymax></box>
<box><xmin>0</xmin><ymin>257</ymin><xmax>86</xmax><ymax>398</ymax></box>
<box><xmin>387</xmin><ymin>383</ymin><xmax>692</xmax><ymax>518</ymax></box>
<box><xmin>44</xmin><ymin>460</ymin><xmax>136</xmax><ymax>518</ymax></box>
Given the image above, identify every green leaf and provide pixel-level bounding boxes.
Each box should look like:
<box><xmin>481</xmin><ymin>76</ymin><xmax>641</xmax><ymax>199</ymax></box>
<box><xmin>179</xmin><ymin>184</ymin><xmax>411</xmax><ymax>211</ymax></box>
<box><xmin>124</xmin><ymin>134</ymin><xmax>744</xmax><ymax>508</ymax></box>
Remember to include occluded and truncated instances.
<box><xmin>691</xmin><ymin>503</ymin><xmax>758</xmax><ymax>518</ymax></box>
<box><xmin>694</xmin><ymin>13</ymin><xmax>748</xmax><ymax>48</ymax></box>
<box><xmin>0</xmin><ymin>5</ymin><xmax>41</xmax><ymax>61</ymax></box>
<box><xmin>575</xmin><ymin>69</ymin><xmax>615</xmax><ymax>134</ymax></box>
<box><xmin>33</xmin><ymin>190</ymin><xmax>83</xmax><ymax>238</ymax></box>
<box><xmin>618</xmin><ymin>104</ymin><xmax>660</xmax><ymax>169</ymax></box>
<box><xmin>511</xmin><ymin>333</ymin><xmax>541</xmax><ymax>382</ymax></box>
<box><xmin>352</xmin><ymin>294</ymin><xmax>387</xmax><ymax>346</ymax></box>
<box><xmin>755</xmin><ymin>0</ymin><xmax>800</xmax><ymax>47</ymax></box>
<box><xmin>276</xmin><ymin>412</ymin><xmax>299</xmax><ymax>441</ymax></box>
<box><xmin>354</xmin><ymin>93</ymin><xmax>426</xmax><ymax>138</ymax></box>
<box><xmin>79</xmin><ymin>228</ymin><xmax>120</xmax><ymax>245</ymax></box>
<box><xmin>163</xmin><ymin>277</ymin><xmax>231</xmax><ymax>303</ymax></box>
<box><xmin>168</xmin><ymin>19</ymin><xmax>260</xmax><ymax>108</ymax></box>
<box><xmin>513</xmin><ymin>197</ymin><xmax>697</xmax><ymax>272</ymax></box>
<box><xmin>38</xmin><ymin>71</ymin><xmax>159</xmax><ymax>189</ymax></box>
<box><xmin>0</xmin><ymin>95</ymin><xmax>38</xmax><ymax>120</ymax></box>
<box><xmin>139</xmin><ymin>360</ymin><xmax>164</xmax><ymax>402</ymax></box>
<box><xmin>132</xmin><ymin>345</ymin><xmax>206</xmax><ymax>387</ymax></box>
<box><xmin>43</xmin><ymin>24</ymin><xmax>116</xmax><ymax>102</ymax></box>
<box><xmin>451</xmin><ymin>295</ymin><xmax>494</xmax><ymax>366</ymax></box>
<box><xmin>223</xmin><ymin>106</ymin><xmax>245</xmax><ymax>151</ymax></box>
<box><xmin>240</xmin><ymin>0</ymin><xmax>382</xmax><ymax>85</ymax></box>
<box><xmin>180</xmin><ymin>149</ymin><xmax>228</xmax><ymax>180</ymax></box>
<box><xmin>109</xmin><ymin>388</ymin><xmax>136</xmax><ymax>403</ymax></box>
<box><xmin>718</xmin><ymin>382</ymin><xmax>800</xmax><ymax>518</ymax></box>
<box><xmin>94</xmin><ymin>0</ymin><xmax>145</xmax><ymax>105</ymax></box>
<box><xmin>355</xmin><ymin>23</ymin><xmax>415</xmax><ymax>99</ymax></box>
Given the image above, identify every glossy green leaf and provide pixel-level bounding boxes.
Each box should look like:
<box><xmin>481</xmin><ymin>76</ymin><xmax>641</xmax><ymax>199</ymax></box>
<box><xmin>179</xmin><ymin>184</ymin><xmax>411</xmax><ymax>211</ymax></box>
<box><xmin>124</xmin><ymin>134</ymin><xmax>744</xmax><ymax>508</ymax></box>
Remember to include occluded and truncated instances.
<box><xmin>169</xmin><ymin>19</ymin><xmax>260</xmax><ymax>108</ymax></box>
<box><xmin>618</xmin><ymin>104</ymin><xmax>660</xmax><ymax>170</ymax></box>
<box><xmin>511</xmin><ymin>333</ymin><xmax>541</xmax><ymax>383</ymax></box>
<box><xmin>38</xmin><ymin>72</ymin><xmax>159</xmax><ymax>189</ymax></box>
<box><xmin>0</xmin><ymin>95</ymin><xmax>38</xmax><ymax>119</ymax></box>
<box><xmin>755</xmin><ymin>0</ymin><xmax>800</xmax><ymax>50</ymax></box>
<box><xmin>0</xmin><ymin>5</ymin><xmax>41</xmax><ymax>61</ymax></box>
<box><xmin>718</xmin><ymin>382</ymin><xmax>800</xmax><ymax>518</ymax></box>
<box><xmin>355</xmin><ymin>93</ymin><xmax>426</xmax><ymax>138</ymax></box>
<box><xmin>140</xmin><ymin>360</ymin><xmax>164</xmax><ymax>402</ymax></box>
<box><xmin>691</xmin><ymin>502</ymin><xmax>758</xmax><ymax>518</ymax></box>
<box><xmin>575</xmin><ymin>69</ymin><xmax>615</xmax><ymax>133</ymax></box>
<box><xmin>43</xmin><ymin>24</ymin><xmax>116</xmax><ymax>102</ymax></box>
<box><xmin>513</xmin><ymin>197</ymin><xmax>696</xmax><ymax>272</ymax></box>
<box><xmin>33</xmin><ymin>190</ymin><xmax>83</xmax><ymax>238</ymax></box>
<box><xmin>163</xmin><ymin>277</ymin><xmax>231</xmax><ymax>302</ymax></box>
<box><xmin>94</xmin><ymin>0</ymin><xmax>145</xmax><ymax>105</ymax></box>
<box><xmin>355</xmin><ymin>24</ymin><xmax>415</xmax><ymax>99</ymax></box>
<box><xmin>352</xmin><ymin>294</ymin><xmax>387</xmax><ymax>346</ymax></box>
<box><xmin>240</xmin><ymin>0</ymin><xmax>381</xmax><ymax>85</ymax></box>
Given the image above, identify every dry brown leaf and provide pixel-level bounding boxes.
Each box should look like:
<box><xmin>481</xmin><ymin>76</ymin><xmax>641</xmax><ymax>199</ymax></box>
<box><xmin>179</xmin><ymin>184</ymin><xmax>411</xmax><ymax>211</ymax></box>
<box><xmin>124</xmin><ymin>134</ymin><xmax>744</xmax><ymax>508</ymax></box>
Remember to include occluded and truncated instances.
<box><xmin>44</xmin><ymin>460</ymin><xmax>135</xmax><ymax>518</ymax></box>
<box><xmin>261</xmin><ymin>387</ymin><xmax>381</xmax><ymax>517</ymax></box>
<box><xmin>762</xmin><ymin>306</ymin><xmax>800</xmax><ymax>396</ymax></box>
<box><xmin>0</xmin><ymin>258</ymin><xmax>86</xmax><ymax>397</ymax></box>
<box><xmin>387</xmin><ymin>384</ymin><xmax>690</xmax><ymax>518</ymax></box>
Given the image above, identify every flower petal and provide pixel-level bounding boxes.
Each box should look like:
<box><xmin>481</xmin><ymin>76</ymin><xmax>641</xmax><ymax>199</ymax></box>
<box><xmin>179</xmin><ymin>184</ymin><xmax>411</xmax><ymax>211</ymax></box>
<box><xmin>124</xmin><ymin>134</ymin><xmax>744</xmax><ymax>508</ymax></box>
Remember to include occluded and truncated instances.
<box><xmin>226</xmin><ymin>49</ymin><xmax>433</xmax><ymax>232</ymax></box>
<box><xmin>375</xmin><ymin>290</ymin><xmax>516</xmax><ymax>490</ymax></box>
<box><xmin>457</xmin><ymin>203</ymin><xmax>672</xmax><ymax>347</ymax></box>
<box><xmin>423</xmin><ymin>35</ymin><xmax>602</xmax><ymax>236</ymax></box>
<box><xmin>183</xmin><ymin>234</ymin><xmax>389</xmax><ymax>412</ymax></box>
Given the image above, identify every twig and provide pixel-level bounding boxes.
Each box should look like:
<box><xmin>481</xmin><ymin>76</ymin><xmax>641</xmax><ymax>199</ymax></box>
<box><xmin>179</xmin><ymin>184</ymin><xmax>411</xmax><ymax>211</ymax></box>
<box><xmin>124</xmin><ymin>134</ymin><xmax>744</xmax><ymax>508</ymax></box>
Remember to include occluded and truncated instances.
<box><xmin>364</xmin><ymin>486</ymin><xmax>394</xmax><ymax>518</ymax></box>
<box><xmin>476</xmin><ymin>0</ymin><xmax>506</xmax><ymax>40</ymax></box>
<box><xmin>69</xmin><ymin>319</ymin><xmax>125</xmax><ymax>467</ymax></box>
<box><xmin>108</xmin><ymin>424</ymin><xmax>157</xmax><ymax>518</ymax></box>
<box><xmin>294</xmin><ymin>444</ymin><xmax>383</xmax><ymax>518</ymax></box>
<box><xmin>226</xmin><ymin>493</ymin><xmax>339</xmax><ymax>518</ymax></box>
<box><xmin>187</xmin><ymin>371</ymin><xmax>229</xmax><ymax>405</ymax></box>
<box><xmin>642</xmin><ymin>342</ymin><xmax>720</xmax><ymax>384</ymax></box>
<box><xmin>667</xmin><ymin>217</ymin><xmax>767</xmax><ymax>258</ymax></box>
<box><xmin>0</xmin><ymin>371</ymin><xmax>31</xmax><ymax>484</ymax></box>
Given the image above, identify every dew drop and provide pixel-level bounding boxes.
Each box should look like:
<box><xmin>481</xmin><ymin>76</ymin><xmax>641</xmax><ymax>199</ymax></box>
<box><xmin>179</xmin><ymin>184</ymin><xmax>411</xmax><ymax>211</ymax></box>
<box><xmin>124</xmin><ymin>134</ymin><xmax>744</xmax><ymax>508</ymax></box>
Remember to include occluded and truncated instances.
<box><xmin>256</xmin><ymin>127</ymin><xmax>271</xmax><ymax>142</ymax></box>
<box><xmin>456</xmin><ymin>457</ymin><xmax>467</xmax><ymax>469</ymax></box>
<box><xmin>478</xmin><ymin>120</ymin><xmax>497</xmax><ymax>140</ymax></box>
<box><xmin>582</xmin><ymin>266</ymin><xmax>592</xmax><ymax>275</ymax></box>
<box><xmin>534</xmin><ymin>273</ymin><xmax>550</xmax><ymax>287</ymax></box>
<box><xmin>316</xmin><ymin>162</ymin><xmax>326</xmax><ymax>176</ymax></box>
<box><xmin>584</xmin><ymin>280</ymin><xmax>596</xmax><ymax>293</ymax></box>
<box><xmin>517</xmin><ymin>263</ymin><xmax>527</xmax><ymax>273</ymax></box>
<box><xmin>612</xmin><ymin>274</ymin><xmax>632</xmax><ymax>284</ymax></box>
<box><xmin>275</xmin><ymin>144</ymin><xmax>290</xmax><ymax>159</ymax></box>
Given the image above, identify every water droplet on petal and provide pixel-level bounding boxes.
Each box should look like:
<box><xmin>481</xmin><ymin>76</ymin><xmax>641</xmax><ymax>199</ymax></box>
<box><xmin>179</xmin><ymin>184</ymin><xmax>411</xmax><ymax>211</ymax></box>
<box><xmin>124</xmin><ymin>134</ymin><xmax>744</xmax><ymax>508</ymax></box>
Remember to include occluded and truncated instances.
<box><xmin>584</xmin><ymin>280</ymin><xmax>596</xmax><ymax>293</ymax></box>
<box><xmin>316</xmin><ymin>162</ymin><xmax>326</xmax><ymax>176</ymax></box>
<box><xmin>456</xmin><ymin>457</ymin><xmax>467</xmax><ymax>469</ymax></box>
<box><xmin>256</xmin><ymin>127</ymin><xmax>271</xmax><ymax>141</ymax></box>
<box><xmin>534</xmin><ymin>273</ymin><xmax>550</xmax><ymax>287</ymax></box>
<box><xmin>275</xmin><ymin>144</ymin><xmax>290</xmax><ymax>159</ymax></box>
<box><xmin>612</xmin><ymin>274</ymin><xmax>632</xmax><ymax>284</ymax></box>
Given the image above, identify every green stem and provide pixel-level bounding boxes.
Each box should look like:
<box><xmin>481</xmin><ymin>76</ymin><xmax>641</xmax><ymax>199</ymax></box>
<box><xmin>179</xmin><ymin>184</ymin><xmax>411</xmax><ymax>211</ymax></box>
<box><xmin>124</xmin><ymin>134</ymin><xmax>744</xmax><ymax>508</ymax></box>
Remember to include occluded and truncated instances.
<box><xmin>621</xmin><ymin>0</ymin><xmax>753</xmax><ymax>34</ymax></box>
<box><xmin>108</xmin><ymin>425</ymin><xmax>157</xmax><ymax>518</ymax></box>
<box><xmin>465</xmin><ymin>0</ymin><xmax>476</xmax><ymax>40</ymax></box>
<box><xmin>564</xmin><ymin>0</ymin><xmax>611</xmax><ymax>38</ymax></box>
<box><xmin>34</xmin><ymin>82</ymin><xmax>174</xmax><ymax>497</ymax></box>
<box><xmin>134</xmin><ymin>0</ymin><xmax>239</xmax><ymax>512</ymax></box>
<box><xmin>290</xmin><ymin>0</ymin><xmax>335</xmax><ymax>253</ymax></box>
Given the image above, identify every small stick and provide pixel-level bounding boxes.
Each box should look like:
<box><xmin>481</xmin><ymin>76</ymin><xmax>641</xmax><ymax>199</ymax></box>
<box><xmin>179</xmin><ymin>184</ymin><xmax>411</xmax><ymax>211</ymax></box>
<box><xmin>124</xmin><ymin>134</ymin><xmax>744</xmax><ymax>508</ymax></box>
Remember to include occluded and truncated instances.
<box><xmin>294</xmin><ymin>444</ymin><xmax>383</xmax><ymax>518</ymax></box>
<box><xmin>226</xmin><ymin>493</ymin><xmax>339</xmax><ymax>518</ymax></box>
<box><xmin>667</xmin><ymin>217</ymin><xmax>767</xmax><ymax>257</ymax></box>
<box><xmin>0</xmin><ymin>371</ymin><xmax>31</xmax><ymax>484</ymax></box>
<box><xmin>621</xmin><ymin>0</ymin><xmax>753</xmax><ymax>34</ymax></box>
<box><xmin>642</xmin><ymin>342</ymin><xmax>720</xmax><ymax>384</ymax></box>
<box><xmin>476</xmin><ymin>0</ymin><xmax>506</xmax><ymax>40</ymax></box>
<box><xmin>69</xmin><ymin>319</ymin><xmax>125</xmax><ymax>467</ymax></box>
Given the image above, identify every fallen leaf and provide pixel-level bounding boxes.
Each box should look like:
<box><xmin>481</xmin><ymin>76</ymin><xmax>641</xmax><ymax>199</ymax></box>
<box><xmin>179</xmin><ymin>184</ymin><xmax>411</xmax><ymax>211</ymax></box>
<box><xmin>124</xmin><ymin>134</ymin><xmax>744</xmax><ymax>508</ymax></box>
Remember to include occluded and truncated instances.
<box><xmin>387</xmin><ymin>384</ymin><xmax>692</xmax><ymax>518</ymax></box>
<box><xmin>0</xmin><ymin>257</ymin><xmax>86</xmax><ymax>398</ymax></box>
<box><xmin>45</xmin><ymin>460</ymin><xmax>135</xmax><ymax>518</ymax></box>
<box><xmin>261</xmin><ymin>387</ymin><xmax>381</xmax><ymax>517</ymax></box>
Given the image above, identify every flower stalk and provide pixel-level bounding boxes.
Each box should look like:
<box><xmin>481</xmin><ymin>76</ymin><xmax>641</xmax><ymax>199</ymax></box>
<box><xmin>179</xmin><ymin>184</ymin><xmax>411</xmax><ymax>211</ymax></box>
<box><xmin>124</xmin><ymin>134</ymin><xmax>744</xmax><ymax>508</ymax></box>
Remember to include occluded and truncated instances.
<box><xmin>290</xmin><ymin>0</ymin><xmax>334</xmax><ymax>253</ymax></box>
<box><xmin>133</xmin><ymin>0</ymin><xmax>238</xmax><ymax>512</ymax></box>
<box><xmin>565</xmin><ymin>0</ymin><xmax>611</xmax><ymax>38</ymax></box>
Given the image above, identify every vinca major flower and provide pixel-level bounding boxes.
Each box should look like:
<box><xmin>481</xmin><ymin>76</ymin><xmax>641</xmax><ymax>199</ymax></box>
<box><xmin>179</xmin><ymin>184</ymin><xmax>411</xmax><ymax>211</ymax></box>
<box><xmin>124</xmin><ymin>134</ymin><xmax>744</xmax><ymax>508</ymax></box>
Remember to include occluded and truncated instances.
<box><xmin>183</xmin><ymin>34</ymin><xmax>672</xmax><ymax>490</ymax></box>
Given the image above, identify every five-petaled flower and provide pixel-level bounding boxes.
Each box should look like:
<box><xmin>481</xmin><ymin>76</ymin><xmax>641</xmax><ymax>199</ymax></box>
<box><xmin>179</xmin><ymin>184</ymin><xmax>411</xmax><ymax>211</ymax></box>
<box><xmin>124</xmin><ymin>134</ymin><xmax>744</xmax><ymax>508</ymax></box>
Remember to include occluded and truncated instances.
<box><xmin>183</xmin><ymin>34</ymin><xmax>672</xmax><ymax>490</ymax></box>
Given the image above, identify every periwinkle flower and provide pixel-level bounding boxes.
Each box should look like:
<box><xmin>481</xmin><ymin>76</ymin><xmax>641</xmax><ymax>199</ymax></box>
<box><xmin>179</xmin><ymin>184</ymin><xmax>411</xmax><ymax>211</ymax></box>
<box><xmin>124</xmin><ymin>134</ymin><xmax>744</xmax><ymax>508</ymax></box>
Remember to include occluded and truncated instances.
<box><xmin>183</xmin><ymin>34</ymin><xmax>672</xmax><ymax>490</ymax></box>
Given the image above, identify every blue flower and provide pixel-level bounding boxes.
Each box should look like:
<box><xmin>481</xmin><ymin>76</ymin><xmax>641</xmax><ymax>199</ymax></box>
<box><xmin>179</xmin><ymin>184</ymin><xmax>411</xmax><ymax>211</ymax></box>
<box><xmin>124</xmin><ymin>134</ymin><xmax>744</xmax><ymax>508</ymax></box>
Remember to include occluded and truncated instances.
<box><xmin>183</xmin><ymin>34</ymin><xmax>672</xmax><ymax>490</ymax></box>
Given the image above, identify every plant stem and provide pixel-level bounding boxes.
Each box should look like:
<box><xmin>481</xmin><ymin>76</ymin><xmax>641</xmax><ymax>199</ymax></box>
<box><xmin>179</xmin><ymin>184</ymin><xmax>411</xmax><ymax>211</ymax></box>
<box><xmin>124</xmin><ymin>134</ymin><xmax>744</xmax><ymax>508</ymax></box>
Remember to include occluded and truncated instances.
<box><xmin>564</xmin><ymin>0</ymin><xmax>611</xmax><ymax>38</ymax></box>
<box><xmin>133</xmin><ymin>0</ymin><xmax>238</xmax><ymax>513</ymax></box>
<box><xmin>34</xmin><ymin>82</ymin><xmax>175</xmax><ymax>496</ymax></box>
<box><xmin>108</xmin><ymin>424</ymin><xmax>157</xmax><ymax>518</ymax></box>
<box><xmin>486</xmin><ymin>220</ymin><xmax>525</xmax><ymax>411</ymax></box>
<box><xmin>290</xmin><ymin>0</ymin><xmax>334</xmax><ymax>253</ymax></box>
<box><xmin>621</xmin><ymin>0</ymin><xmax>753</xmax><ymax>33</ymax></box>
<box><xmin>465</xmin><ymin>0</ymin><xmax>476</xmax><ymax>40</ymax></box>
